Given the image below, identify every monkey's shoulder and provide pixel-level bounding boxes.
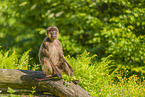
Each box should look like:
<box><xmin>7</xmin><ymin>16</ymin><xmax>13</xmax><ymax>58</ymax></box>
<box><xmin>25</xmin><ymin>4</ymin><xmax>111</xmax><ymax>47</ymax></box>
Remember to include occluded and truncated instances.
<box><xmin>54</xmin><ymin>40</ymin><xmax>62</xmax><ymax>45</ymax></box>
<box><xmin>42</xmin><ymin>37</ymin><xmax>51</xmax><ymax>46</ymax></box>
<box><xmin>54</xmin><ymin>40</ymin><xmax>62</xmax><ymax>49</ymax></box>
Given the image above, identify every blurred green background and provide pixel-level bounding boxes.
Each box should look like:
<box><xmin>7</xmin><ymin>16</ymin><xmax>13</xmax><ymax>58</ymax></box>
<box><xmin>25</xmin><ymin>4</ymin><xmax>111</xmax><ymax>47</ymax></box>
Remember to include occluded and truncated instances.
<box><xmin>0</xmin><ymin>0</ymin><xmax>145</xmax><ymax>74</ymax></box>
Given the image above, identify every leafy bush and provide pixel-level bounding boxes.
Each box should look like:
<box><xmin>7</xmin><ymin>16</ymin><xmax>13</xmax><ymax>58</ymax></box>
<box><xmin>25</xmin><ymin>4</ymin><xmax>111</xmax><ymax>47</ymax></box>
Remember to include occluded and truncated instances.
<box><xmin>0</xmin><ymin>0</ymin><xmax>145</xmax><ymax>75</ymax></box>
<box><xmin>0</xmin><ymin>49</ymin><xmax>30</xmax><ymax>70</ymax></box>
<box><xmin>0</xmin><ymin>49</ymin><xmax>144</xmax><ymax>96</ymax></box>
<box><xmin>68</xmin><ymin>51</ymin><xmax>113</xmax><ymax>96</ymax></box>
<box><xmin>65</xmin><ymin>51</ymin><xmax>145</xmax><ymax>96</ymax></box>
<box><xmin>0</xmin><ymin>0</ymin><xmax>145</xmax><ymax>96</ymax></box>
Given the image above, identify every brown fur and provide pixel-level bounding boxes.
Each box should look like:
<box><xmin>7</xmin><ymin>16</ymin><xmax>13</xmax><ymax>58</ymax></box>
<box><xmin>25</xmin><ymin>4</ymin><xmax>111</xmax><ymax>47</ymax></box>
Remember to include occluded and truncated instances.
<box><xmin>39</xmin><ymin>26</ymin><xmax>74</xmax><ymax>79</ymax></box>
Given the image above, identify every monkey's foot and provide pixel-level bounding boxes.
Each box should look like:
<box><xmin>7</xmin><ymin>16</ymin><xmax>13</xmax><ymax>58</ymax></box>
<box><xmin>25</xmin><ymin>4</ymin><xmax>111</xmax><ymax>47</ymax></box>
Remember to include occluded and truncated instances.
<box><xmin>72</xmin><ymin>80</ymin><xmax>80</xmax><ymax>84</ymax></box>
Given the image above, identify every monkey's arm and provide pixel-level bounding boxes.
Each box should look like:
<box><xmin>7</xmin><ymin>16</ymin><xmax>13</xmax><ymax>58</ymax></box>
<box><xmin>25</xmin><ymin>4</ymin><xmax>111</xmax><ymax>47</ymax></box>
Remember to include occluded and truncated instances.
<box><xmin>57</xmin><ymin>41</ymin><xmax>74</xmax><ymax>76</ymax></box>
<box><xmin>55</xmin><ymin>40</ymin><xmax>74</xmax><ymax>76</ymax></box>
<box><xmin>60</xmin><ymin>54</ymin><xmax>74</xmax><ymax>77</ymax></box>
<box><xmin>42</xmin><ymin>48</ymin><xmax>50</xmax><ymax>58</ymax></box>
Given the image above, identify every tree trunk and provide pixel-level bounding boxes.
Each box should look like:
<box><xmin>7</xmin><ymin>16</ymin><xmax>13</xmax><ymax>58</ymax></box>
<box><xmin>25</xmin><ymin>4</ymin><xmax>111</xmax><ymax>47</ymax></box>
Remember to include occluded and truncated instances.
<box><xmin>0</xmin><ymin>69</ymin><xmax>90</xmax><ymax>97</ymax></box>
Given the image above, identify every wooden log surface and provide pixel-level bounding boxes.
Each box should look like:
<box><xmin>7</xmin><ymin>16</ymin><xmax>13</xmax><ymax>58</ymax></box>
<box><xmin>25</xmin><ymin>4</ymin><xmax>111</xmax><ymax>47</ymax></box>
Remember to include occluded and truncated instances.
<box><xmin>0</xmin><ymin>69</ymin><xmax>90</xmax><ymax>97</ymax></box>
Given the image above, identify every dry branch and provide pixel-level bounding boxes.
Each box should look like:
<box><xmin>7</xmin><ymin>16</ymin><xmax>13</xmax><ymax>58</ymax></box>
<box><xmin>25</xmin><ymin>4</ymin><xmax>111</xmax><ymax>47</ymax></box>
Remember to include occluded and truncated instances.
<box><xmin>0</xmin><ymin>69</ymin><xmax>90</xmax><ymax>97</ymax></box>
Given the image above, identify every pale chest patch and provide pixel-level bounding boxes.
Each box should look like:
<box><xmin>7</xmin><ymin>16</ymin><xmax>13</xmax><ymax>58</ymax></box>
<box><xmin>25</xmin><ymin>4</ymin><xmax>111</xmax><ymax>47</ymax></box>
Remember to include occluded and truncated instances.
<box><xmin>49</xmin><ymin>43</ymin><xmax>59</xmax><ymax>65</ymax></box>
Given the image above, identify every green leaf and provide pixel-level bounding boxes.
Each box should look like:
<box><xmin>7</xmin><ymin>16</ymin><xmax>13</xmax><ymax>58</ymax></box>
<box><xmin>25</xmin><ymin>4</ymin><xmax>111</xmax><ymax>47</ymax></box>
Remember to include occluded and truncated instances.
<box><xmin>39</xmin><ymin>29</ymin><xmax>46</xmax><ymax>34</ymax></box>
<box><xmin>19</xmin><ymin>2</ymin><xmax>28</xmax><ymax>6</ymax></box>
<box><xmin>8</xmin><ymin>18</ymin><xmax>16</xmax><ymax>26</ymax></box>
<box><xmin>7</xmin><ymin>87</ymin><xmax>16</xmax><ymax>94</ymax></box>
<box><xmin>125</xmin><ymin>10</ymin><xmax>131</xmax><ymax>13</ymax></box>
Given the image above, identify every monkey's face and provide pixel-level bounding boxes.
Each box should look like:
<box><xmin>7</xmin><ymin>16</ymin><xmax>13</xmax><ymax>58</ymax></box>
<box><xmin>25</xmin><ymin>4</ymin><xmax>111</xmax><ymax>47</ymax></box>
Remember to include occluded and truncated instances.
<box><xmin>47</xmin><ymin>27</ymin><xmax>59</xmax><ymax>41</ymax></box>
<box><xmin>50</xmin><ymin>28</ymin><xmax>57</xmax><ymax>40</ymax></box>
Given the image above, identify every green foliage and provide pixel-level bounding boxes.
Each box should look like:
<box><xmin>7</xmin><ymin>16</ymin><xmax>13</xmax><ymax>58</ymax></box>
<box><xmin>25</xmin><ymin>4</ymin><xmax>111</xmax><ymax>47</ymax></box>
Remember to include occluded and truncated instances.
<box><xmin>0</xmin><ymin>0</ymin><xmax>145</xmax><ymax>75</ymax></box>
<box><xmin>7</xmin><ymin>87</ymin><xmax>16</xmax><ymax>94</ymax></box>
<box><xmin>18</xmin><ymin>50</ymin><xmax>30</xmax><ymax>70</ymax></box>
<box><xmin>67</xmin><ymin>51</ymin><xmax>113</xmax><ymax>95</ymax></box>
<box><xmin>65</xmin><ymin>50</ymin><xmax>145</xmax><ymax>96</ymax></box>
<box><xmin>7</xmin><ymin>87</ymin><xmax>19</xmax><ymax>97</ymax></box>
<box><xmin>0</xmin><ymin>49</ymin><xmax>30</xmax><ymax>70</ymax></box>
<box><xmin>0</xmin><ymin>0</ymin><xmax>145</xmax><ymax>96</ymax></box>
<box><xmin>100</xmin><ymin>1</ymin><xmax>145</xmax><ymax>73</ymax></box>
<box><xmin>0</xmin><ymin>49</ymin><xmax>144</xmax><ymax>96</ymax></box>
<box><xmin>31</xmin><ymin>86</ymin><xmax>36</xmax><ymax>94</ymax></box>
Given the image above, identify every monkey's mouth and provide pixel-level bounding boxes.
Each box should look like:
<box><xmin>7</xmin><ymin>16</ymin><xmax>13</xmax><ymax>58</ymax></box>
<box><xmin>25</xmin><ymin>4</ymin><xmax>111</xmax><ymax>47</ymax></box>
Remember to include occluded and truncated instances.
<box><xmin>52</xmin><ymin>36</ymin><xmax>57</xmax><ymax>40</ymax></box>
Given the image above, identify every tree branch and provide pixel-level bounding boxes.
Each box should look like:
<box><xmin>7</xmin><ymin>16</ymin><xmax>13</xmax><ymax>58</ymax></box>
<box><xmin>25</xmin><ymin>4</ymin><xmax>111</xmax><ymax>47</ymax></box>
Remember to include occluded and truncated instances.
<box><xmin>0</xmin><ymin>69</ymin><xmax>90</xmax><ymax>97</ymax></box>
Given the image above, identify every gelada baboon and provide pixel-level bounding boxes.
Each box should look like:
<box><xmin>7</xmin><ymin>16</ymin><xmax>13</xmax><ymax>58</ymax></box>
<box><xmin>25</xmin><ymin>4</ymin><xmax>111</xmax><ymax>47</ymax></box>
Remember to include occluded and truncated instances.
<box><xmin>39</xmin><ymin>26</ymin><xmax>74</xmax><ymax>79</ymax></box>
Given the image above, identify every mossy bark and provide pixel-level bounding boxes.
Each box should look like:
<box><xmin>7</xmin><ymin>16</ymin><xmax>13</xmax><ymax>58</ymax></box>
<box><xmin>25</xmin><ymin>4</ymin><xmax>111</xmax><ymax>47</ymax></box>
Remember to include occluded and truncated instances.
<box><xmin>0</xmin><ymin>69</ymin><xmax>90</xmax><ymax>97</ymax></box>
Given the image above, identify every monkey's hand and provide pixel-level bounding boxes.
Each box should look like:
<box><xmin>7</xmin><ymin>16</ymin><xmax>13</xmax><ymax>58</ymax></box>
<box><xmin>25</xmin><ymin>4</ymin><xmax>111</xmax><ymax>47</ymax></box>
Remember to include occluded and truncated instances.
<box><xmin>43</xmin><ymin>48</ymin><xmax>50</xmax><ymax>58</ymax></box>
<box><xmin>59</xmin><ymin>54</ymin><xmax>66</xmax><ymax>62</ymax></box>
<box><xmin>70</xmin><ymin>72</ymin><xmax>74</xmax><ymax>77</ymax></box>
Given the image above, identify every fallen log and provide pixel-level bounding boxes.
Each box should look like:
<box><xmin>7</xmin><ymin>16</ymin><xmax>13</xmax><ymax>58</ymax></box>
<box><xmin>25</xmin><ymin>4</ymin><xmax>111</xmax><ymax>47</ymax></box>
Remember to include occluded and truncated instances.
<box><xmin>0</xmin><ymin>69</ymin><xmax>90</xmax><ymax>97</ymax></box>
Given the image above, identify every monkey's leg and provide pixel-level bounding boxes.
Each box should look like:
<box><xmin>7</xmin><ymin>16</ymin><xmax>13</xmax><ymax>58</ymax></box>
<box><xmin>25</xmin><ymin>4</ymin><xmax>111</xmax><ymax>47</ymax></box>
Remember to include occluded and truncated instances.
<box><xmin>37</xmin><ymin>57</ymin><xmax>54</xmax><ymax>81</ymax></box>
<box><xmin>42</xmin><ymin>57</ymin><xmax>54</xmax><ymax>75</ymax></box>
<box><xmin>55</xmin><ymin>62</ymin><xmax>63</xmax><ymax>70</ymax></box>
<box><xmin>56</xmin><ymin>62</ymin><xmax>72</xmax><ymax>76</ymax></box>
<box><xmin>59</xmin><ymin>56</ymin><xmax>74</xmax><ymax>76</ymax></box>
<box><xmin>55</xmin><ymin>63</ymin><xmax>80</xmax><ymax>84</ymax></box>
<box><xmin>64</xmin><ymin>62</ymin><xmax>72</xmax><ymax>76</ymax></box>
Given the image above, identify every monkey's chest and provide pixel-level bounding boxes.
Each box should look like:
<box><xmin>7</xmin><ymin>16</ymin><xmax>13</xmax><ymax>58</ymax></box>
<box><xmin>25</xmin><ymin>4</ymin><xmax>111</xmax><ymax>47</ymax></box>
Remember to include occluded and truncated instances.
<box><xmin>49</xmin><ymin>44</ymin><xmax>59</xmax><ymax>65</ymax></box>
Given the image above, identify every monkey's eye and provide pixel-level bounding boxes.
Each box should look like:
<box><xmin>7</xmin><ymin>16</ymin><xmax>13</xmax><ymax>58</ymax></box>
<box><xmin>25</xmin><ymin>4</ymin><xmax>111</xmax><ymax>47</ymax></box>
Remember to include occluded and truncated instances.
<box><xmin>53</xmin><ymin>31</ymin><xmax>57</xmax><ymax>34</ymax></box>
<box><xmin>49</xmin><ymin>30</ymin><xmax>51</xmax><ymax>31</ymax></box>
<box><xmin>51</xmin><ymin>31</ymin><xmax>57</xmax><ymax>35</ymax></box>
